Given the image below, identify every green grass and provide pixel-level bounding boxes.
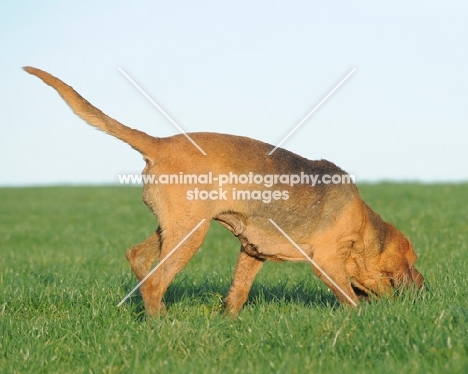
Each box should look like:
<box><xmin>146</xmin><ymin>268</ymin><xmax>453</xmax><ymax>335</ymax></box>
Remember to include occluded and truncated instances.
<box><xmin>1</xmin><ymin>184</ymin><xmax>467</xmax><ymax>373</ymax></box>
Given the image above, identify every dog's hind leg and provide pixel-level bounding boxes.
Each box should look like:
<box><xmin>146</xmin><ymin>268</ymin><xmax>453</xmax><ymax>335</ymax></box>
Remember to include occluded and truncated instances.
<box><xmin>224</xmin><ymin>247</ymin><xmax>264</xmax><ymax>318</ymax></box>
<box><xmin>126</xmin><ymin>229</ymin><xmax>161</xmax><ymax>282</ymax></box>
<box><xmin>140</xmin><ymin>219</ymin><xmax>210</xmax><ymax>317</ymax></box>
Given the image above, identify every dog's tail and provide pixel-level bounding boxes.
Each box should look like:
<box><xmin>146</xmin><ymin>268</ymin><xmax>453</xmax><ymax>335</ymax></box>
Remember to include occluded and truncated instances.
<box><xmin>23</xmin><ymin>66</ymin><xmax>156</xmax><ymax>158</ymax></box>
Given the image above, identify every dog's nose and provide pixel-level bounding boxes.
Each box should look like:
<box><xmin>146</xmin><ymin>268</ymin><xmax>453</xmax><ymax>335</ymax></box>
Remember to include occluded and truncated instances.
<box><xmin>423</xmin><ymin>281</ymin><xmax>430</xmax><ymax>292</ymax></box>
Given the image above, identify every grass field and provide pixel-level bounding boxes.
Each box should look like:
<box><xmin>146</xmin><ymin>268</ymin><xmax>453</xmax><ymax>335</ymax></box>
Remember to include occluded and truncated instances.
<box><xmin>1</xmin><ymin>184</ymin><xmax>467</xmax><ymax>373</ymax></box>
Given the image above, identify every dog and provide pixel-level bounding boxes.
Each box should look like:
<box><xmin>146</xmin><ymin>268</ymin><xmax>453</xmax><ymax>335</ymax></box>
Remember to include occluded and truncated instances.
<box><xmin>24</xmin><ymin>66</ymin><xmax>424</xmax><ymax>317</ymax></box>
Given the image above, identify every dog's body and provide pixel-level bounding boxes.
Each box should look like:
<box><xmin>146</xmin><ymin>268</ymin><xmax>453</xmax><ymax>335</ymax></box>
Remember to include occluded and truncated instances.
<box><xmin>24</xmin><ymin>67</ymin><xmax>424</xmax><ymax>317</ymax></box>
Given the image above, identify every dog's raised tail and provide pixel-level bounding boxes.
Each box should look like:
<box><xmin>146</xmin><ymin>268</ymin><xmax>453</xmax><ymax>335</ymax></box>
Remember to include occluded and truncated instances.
<box><xmin>23</xmin><ymin>66</ymin><xmax>156</xmax><ymax>158</ymax></box>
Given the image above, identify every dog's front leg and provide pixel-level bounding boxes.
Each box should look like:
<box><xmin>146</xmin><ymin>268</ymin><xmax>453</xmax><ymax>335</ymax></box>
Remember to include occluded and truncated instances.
<box><xmin>311</xmin><ymin>250</ymin><xmax>360</xmax><ymax>307</ymax></box>
<box><xmin>224</xmin><ymin>247</ymin><xmax>264</xmax><ymax>318</ymax></box>
<box><xmin>126</xmin><ymin>230</ymin><xmax>161</xmax><ymax>282</ymax></box>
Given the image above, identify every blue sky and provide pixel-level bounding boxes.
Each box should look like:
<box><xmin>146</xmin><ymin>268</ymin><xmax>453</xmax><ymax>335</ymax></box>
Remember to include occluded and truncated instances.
<box><xmin>1</xmin><ymin>0</ymin><xmax>467</xmax><ymax>185</ymax></box>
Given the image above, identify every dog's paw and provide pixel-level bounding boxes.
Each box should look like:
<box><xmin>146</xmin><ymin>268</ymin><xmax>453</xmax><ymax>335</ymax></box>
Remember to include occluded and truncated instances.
<box><xmin>145</xmin><ymin>301</ymin><xmax>167</xmax><ymax>318</ymax></box>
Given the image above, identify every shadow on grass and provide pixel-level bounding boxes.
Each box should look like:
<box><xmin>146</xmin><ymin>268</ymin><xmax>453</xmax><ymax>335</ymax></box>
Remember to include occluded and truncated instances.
<box><xmin>120</xmin><ymin>276</ymin><xmax>338</xmax><ymax>319</ymax></box>
<box><xmin>247</xmin><ymin>280</ymin><xmax>338</xmax><ymax>308</ymax></box>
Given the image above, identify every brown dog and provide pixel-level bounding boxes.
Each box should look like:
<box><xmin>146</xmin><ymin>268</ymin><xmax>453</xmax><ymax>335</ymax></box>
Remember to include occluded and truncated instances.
<box><xmin>24</xmin><ymin>66</ymin><xmax>424</xmax><ymax>317</ymax></box>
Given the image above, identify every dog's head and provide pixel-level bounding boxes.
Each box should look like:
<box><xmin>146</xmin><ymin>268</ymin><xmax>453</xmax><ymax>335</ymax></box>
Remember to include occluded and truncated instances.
<box><xmin>376</xmin><ymin>229</ymin><xmax>424</xmax><ymax>291</ymax></box>
<box><xmin>350</xmin><ymin>210</ymin><xmax>424</xmax><ymax>299</ymax></box>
